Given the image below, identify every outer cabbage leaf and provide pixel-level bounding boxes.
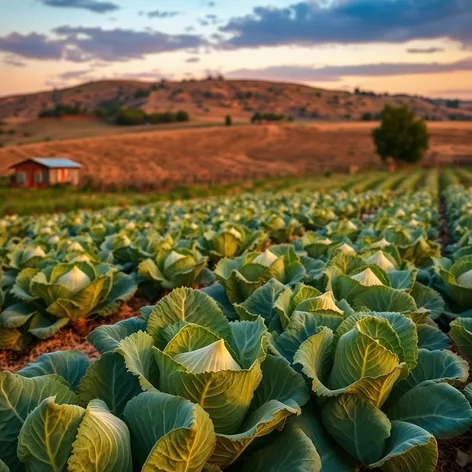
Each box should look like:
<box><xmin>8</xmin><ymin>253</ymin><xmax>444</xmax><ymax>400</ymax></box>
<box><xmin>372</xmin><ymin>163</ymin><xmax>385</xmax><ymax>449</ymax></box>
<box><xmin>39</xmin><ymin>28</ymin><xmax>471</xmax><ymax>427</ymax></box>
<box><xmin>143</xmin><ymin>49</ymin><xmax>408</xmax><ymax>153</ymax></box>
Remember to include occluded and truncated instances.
<box><xmin>240</xmin><ymin>417</ymin><xmax>322</xmax><ymax>472</ymax></box>
<box><xmin>17</xmin><ymin>397</ymin><xmax>85</xmax><ymax>472</ymax></box>
<box><xmin>77</xmin><ymin>351</ymin><xmax>142</xmax><ymax>417</ymax></box>
<box><xmin>123</xmin><ymin>391</ymin><xmax>216</xmax><ymax>472</ymax></box>
<box><xmin>209</xmin><ymin>355</ymin><xmax>309</xmax><ymax>468</ymax></box>
<box><xmin>68</xmin><ymin>399</ymin><xmax>132</xmax><ymax>472</ymax></box>
<box><xmin>450</xmin><ymin>317</ymin><xmax>472</xmax><ymax>360</ymax></box>
<box><xmin>0</xmin><ymin>372</ymin><xmax>76</xmax><ymax>471</ymax></box>
<box><xmin>18</xmin><ymin>351</ymin><xmax>90</xmax><ymax>391</ymax></box>
<box><xmin>321</xmin><ymin>394</ymin><xmax>391</xmax><ymax>465</ymax></box>
<box><xmin>87</xmin><ymin>317</ymin><xmax>146</xmax><ymax>354</ymax></box>
<box><xmin>369</xmin><ymin>421</ymin><xmax>438</xmax><ymax>472</ymax></box>
<box><xmin>387</xmin><ymin>381</ymin><xmax>472</xmax><ymax>439</ymax></box>
<box><xmin>146</xmin><ymin>288</ymin><xmax>232</xmax><ymax>348</ymax></box>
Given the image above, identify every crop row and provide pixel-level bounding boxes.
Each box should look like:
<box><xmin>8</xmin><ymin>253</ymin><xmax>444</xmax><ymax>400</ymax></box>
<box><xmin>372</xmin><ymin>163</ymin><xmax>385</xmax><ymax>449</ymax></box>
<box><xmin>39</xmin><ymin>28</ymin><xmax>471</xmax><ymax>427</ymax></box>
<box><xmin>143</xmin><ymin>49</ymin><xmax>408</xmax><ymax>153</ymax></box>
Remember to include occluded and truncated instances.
<box><xmin>0</xmin><ymin>171</ymin><xmax>471</xmax><ymax>471</ymax></box>
<box><xmin>0</xmin><ymin>187</ymin><xmax>388</xmax><ymax>349</ymax></box>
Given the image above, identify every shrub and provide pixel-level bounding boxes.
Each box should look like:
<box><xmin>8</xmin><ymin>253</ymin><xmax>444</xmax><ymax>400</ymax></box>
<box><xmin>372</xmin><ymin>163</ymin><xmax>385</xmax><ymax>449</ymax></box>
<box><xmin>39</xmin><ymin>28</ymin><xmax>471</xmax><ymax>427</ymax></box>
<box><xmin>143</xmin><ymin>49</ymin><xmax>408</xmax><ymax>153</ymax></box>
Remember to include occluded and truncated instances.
<box><xmin>251</xmin><ymin>112</ymin><xmax>288</xmax><ymax>124</ymax></box>
<box><xmin>225</xmin><ymin>115</ymin><xmax>232</xmax><ymax>126</ymax></box>
<box><xmin>446</xmin><ymin>99</ymin><xmax>460</xmax><ymax>109</ymax></box>
<box><xmin>176</xmin><ymin>110</ymin><xmax>189</xmax><ymax>122</ymax></box>
<box><xmin>115</xmin><ymin>108</ymin><xmax>147</xmax><ymax>126</ymax></box>
<box><xmin>361</xmin><ymin>112</ymin><xmax>372</xmax><ymax>121</ymax></box>
<box><xmin>147</xmin><ymin>111</ymin><xmax>190</xmax><ymax>124</ymax></box>
<box><xmin>38</xmin><ymin>103</ymin><xmax>85</xmax><ymax>118</ymax></box>
<box><xmin>95</xmin><ymin>98</ymin><xmax>124</xmax><ymax>120</ymax></box>
<box><xmin>372</xmin><ymin>105</ymin><xmax>430</xmax><ymax>164</ymax></box>
<box><xmin>134</xmin><ymin>88</ymin><xmax>151</xmax><ymax>99</ymax></box>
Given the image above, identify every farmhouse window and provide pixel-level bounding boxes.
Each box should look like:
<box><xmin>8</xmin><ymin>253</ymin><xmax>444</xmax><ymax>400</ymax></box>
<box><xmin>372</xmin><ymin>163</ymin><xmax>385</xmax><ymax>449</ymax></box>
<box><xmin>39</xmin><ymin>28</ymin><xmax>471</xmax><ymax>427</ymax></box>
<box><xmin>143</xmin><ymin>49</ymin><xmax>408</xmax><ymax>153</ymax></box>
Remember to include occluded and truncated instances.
<box><xmin>17</xmin><ymin>172</ymin><xmax>26</xmax><ymax>184</ymax></box>
<box><xmin>58</xmin><ymin>169</ymin><xmax>69</xmax><ymax>183</ymax></box>
<box><xmin>34</xmin><ymin>172</ymin><xmax>43</xmax><ymax>184</ymax></box>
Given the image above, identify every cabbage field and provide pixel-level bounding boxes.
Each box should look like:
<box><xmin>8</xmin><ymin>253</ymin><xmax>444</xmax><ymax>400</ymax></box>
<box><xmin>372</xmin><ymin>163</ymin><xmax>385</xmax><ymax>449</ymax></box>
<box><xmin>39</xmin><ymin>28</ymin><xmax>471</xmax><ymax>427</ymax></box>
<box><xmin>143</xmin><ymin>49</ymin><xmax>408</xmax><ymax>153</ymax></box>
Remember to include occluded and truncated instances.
<box><xmin>0</xmin><ymin>167</ymin><xmax>471</xmax><ymax>471</ymax></box>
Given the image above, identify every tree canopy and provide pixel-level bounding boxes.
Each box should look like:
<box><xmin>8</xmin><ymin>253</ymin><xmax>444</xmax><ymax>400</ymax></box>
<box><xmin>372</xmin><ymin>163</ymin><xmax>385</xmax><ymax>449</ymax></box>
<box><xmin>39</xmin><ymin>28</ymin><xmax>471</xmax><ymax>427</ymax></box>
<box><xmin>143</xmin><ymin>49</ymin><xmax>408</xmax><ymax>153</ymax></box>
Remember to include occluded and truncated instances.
<box><xmin>373</xmin><ymin>105</ymin><xmax>430</xmax><ymax>164</ymax></box>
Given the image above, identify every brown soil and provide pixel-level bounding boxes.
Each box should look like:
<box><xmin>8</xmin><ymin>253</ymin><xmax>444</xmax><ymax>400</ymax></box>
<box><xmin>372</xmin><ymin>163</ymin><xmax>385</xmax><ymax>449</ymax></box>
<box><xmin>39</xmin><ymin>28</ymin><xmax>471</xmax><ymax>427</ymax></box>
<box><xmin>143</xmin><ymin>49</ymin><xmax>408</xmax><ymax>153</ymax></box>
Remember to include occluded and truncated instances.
<box><xmin>437</xmin><ymin>431</ymin><xmax>472</xmax><ymax>471</ymax></box>
<box><xmin>0</xmin><ymin>297</ymin><xmax>149</xmax><ymax>372</ymax></box>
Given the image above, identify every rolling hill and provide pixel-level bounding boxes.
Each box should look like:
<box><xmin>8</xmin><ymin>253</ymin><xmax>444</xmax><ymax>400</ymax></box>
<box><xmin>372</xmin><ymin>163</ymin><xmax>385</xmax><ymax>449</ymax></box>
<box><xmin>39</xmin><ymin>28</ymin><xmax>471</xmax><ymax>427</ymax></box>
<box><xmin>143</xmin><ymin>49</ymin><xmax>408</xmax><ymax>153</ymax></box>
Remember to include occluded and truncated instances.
<box><xmin>1</xmin><ymin>78</ymin><xmax>471</xmax><ymax>124</ymax></box>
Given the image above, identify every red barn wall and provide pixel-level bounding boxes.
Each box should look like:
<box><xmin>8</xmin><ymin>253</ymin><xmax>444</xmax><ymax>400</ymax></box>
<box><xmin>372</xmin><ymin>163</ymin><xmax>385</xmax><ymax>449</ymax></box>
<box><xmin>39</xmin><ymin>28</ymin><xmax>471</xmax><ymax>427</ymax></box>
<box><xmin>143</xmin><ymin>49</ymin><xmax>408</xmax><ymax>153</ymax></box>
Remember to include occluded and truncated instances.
<box><xmin>11</xmin><ymin>162</ymin><xmax>48</xmax><ymax>188</ymax></box>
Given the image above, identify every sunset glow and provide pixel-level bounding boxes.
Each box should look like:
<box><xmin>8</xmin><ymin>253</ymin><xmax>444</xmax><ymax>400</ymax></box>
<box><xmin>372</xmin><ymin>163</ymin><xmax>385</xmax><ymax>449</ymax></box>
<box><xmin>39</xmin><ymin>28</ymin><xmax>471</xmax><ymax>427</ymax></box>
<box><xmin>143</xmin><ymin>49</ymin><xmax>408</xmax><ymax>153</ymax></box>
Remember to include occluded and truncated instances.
<box><xmin>1</xmin><ymin>0</ymin><xmax>471</xmax><ymax>98</ymax></box>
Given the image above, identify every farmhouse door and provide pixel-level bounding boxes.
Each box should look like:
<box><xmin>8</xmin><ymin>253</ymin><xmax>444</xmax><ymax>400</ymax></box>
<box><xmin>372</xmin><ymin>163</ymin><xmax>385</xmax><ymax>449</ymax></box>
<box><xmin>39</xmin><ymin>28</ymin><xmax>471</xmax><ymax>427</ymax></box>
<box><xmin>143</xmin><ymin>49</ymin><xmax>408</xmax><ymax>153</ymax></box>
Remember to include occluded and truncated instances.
<box><xmin>25</xmin><ymin>169</ymin><xmax>34</xmax><ymax>187</ymax></box>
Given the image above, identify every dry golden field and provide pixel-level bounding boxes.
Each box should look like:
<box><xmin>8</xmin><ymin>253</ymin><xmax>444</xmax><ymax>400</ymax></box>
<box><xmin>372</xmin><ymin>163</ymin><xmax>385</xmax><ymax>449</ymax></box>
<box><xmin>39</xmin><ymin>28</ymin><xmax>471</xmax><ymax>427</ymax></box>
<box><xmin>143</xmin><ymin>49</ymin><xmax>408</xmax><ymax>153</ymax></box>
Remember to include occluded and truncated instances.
<box><xmin>1</xmin><ymin>122</ymin><xmax>472</xmax><ymax>187</ymax></box>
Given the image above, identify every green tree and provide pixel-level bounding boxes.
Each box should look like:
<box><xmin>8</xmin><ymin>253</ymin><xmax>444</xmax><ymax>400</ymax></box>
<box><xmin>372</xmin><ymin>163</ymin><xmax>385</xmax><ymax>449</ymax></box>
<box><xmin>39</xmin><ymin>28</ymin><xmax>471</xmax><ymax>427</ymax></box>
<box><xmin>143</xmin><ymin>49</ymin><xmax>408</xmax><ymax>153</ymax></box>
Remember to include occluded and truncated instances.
<box><xmin>115</xmin><ymin>108</ymin><xmax>147</xmax><ymax>126</ymax></box>
<box><xmin>225</xmin><ymin>115</ymin><xmax>232</xmax><ymax>126</ymax></box>
<box><xmin>175</xmin><ymin>110</ymin><xmax>189</xmax><ymax>122</ymax></box>
<box><xmin>372</xmin><ymin>105</ymin><xmax>430</xmax><ymax>164</ymax></box>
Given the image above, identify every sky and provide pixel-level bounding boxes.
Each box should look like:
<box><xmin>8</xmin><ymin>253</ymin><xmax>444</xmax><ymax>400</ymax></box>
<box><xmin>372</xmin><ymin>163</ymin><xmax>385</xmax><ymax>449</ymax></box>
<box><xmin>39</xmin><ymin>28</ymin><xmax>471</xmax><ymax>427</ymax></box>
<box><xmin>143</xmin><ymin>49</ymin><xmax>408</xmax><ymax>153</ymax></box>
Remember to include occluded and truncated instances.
<box><xmin>0</xmin><ymin>0</ymin><xmax>471</xmax><ymax>98</ymax></box>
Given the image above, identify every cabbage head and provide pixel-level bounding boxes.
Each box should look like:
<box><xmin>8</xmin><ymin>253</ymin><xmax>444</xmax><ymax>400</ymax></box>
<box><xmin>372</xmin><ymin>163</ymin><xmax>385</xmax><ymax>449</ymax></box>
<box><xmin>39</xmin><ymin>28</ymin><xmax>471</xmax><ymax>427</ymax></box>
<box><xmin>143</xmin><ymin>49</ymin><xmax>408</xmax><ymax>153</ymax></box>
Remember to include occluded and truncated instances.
<box><xmin>0</xmin><ymin>370</ymin><xmax>133</xmax><ymax>472</ymax></box>
<box><xmin>100</xmin><ymin>231</ymin><xmax>173</xmax><ymax>272</ymax></box>
<box><xmin>435</xmin><ymin>255</ymin><xmax>472</xmax><ymax>314</ymax></box>
<box><xmin>6</xmin><ymin>244</ymin><xmax>49</xmax><ymax>271</ymax></box>
<box><xmin>84</xmin><ymin>288</ymin><xmax>308</xmax><ymax>469</ymax></box>
<box><xmin>197</xmin><ymin>224</ymin><xmax>267</xmax><ymax>262</ymax></box>
<box><xmin>281</xmin><ymin>312</ymin><xmax>472</xmax><ymax>472</ymax></box>
<box><xmin>215</xmin><ymin>246</ymin><xmax>305</xmax><ymax>303</ymax></box>
<box><xmin>261</xmin><ymin>214</ymin><xmax>301</xmax><ymax>243</ymax></box>
<box><xmin>138</xmin><ymin>246</ymin><xmax>213</xmax><ymax>294</ymax></box>
<box><xmin>9</xmin><ymin>261</ymin><xmax>137</xmax><ymax>339</ymax></box>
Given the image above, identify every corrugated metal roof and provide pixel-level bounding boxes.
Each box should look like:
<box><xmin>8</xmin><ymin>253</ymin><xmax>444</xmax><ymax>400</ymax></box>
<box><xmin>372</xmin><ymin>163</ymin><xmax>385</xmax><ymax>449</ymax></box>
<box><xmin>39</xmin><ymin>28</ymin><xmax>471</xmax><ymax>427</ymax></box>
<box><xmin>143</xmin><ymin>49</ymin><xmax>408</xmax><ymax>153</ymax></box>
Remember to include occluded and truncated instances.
<box><xmin>32</xmin><ymin>158</ymin><xmax>82</xmax><ymax>169</ymax></box>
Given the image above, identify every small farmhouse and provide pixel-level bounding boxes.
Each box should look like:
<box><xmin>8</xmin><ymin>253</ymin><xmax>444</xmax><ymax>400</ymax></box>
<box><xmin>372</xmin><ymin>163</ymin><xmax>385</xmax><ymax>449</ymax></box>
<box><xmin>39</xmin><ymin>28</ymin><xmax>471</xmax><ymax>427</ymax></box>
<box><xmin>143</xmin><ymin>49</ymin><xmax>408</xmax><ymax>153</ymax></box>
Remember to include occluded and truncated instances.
<box><xmin>9</xmin><ymin>158</ymin><xmax>82</xmax><ymax>188</ymax></box>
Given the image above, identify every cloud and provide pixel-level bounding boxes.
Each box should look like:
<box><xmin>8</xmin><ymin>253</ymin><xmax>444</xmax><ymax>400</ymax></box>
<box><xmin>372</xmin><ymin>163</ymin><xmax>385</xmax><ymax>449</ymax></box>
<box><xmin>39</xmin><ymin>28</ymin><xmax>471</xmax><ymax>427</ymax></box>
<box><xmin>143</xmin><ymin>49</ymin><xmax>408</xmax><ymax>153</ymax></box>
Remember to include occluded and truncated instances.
<box><xmin>40</xmin><ymin>0</ymin><xmax>119</xmax><ymax>14</ymax></box>
<box><xmin>55</xmin><ymin>26</ymin><xmax>206</xmax><ymax>61</ymax></box>
<box><xmin>407</xmin><ymin>47</ymin><xmax>445</xmax><ymax>54</ymax></box>
<box><xmin>0</xmin><ymin>27</ymin><xmax>205</xmax><ymax>62</ymax></box>
<box><xmin>58</xmin><ymin>68</ymin><xmax>95</xmax><ymax>80</ymax></box>
<box><xmin>226</xmin><ymin>65</ymin><xmax>340</xmax><ymax>82</ymax></box>
<box><xmin>204</xmin><ymin>14</ymin><xmax>219</xmax><ymax>25</ymax></box>
<box><xmin>45</xmin><ymin>79</ymin><xmax>69</xmax><ymax>89</ymax></box>
<box><xmin>111</xmin><ymin>69</ymin><xmax>171</xmax><ymax>80</ymax></box>
<box><xmin>208</xmin><ymin>2</ymin><xmax>215</xmax><ymax>7</ymax></box>
<box><xmin>226</xmin><ymin>58</ymin><xmax>472</xmax><ymax>82</ymax></box>
<box><xmin>220</xmin><ymin>0</ymin><xmax>472</xmax><ymax>49</ymax></box>
<box><xmin>0</xmin><ymin>33</ymin><xmax>65</xmax><ymax>59</ymax></box>
<box><xmin>186</xmin><ymin>57</ymin><xmax>200</xmax><ymax>63</ymax></box>
<box><xmin>3</xmin><ymin>56</ymin><xmax>26</xmax><ymax>67</ymax></box>
<box><xmin>432</xmin><ymin>88</ymin><xmax>472</xmax><ymax>98</ymax></box>
<box><xmin>142</xmin><ymin>10</ymin><xmax>181</xmax><ymax>19</ymax></box>
<box><xmin>53</xmin><ymin>67</ymin><xmax>171</xmax><ymax>85</ymax></box>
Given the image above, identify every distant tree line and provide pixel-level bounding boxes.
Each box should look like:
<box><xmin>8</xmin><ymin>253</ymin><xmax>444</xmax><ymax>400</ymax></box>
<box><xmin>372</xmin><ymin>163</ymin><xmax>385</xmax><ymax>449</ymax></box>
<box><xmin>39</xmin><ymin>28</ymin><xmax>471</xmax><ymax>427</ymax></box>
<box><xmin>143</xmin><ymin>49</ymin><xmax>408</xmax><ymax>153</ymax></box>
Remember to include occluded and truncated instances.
<box><xmin>38</xmin><ymin>99</ymin><xmax>190</xmax><ymax>127</ymax></box>
<box><xmin>115</xmin><ymin>108</ymin><xmax>190</xmax><ymax>126</ymax></box>
<box><xmin>251</xmin><ymin>112</ymin><xmax>293</xmax><ymax>124</ymax></box>
<box><xmin>446</xmin><ymin>99</ymin><xmax>461</xmax><ymax>109</ymax></box>
<box><xmin>38</xmin><ymin>103</ymin><xmax>87</xmax><ymax>118</ymax></box>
